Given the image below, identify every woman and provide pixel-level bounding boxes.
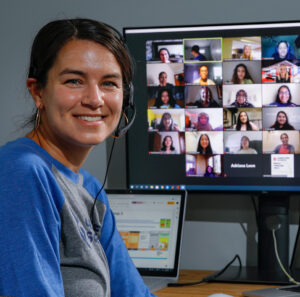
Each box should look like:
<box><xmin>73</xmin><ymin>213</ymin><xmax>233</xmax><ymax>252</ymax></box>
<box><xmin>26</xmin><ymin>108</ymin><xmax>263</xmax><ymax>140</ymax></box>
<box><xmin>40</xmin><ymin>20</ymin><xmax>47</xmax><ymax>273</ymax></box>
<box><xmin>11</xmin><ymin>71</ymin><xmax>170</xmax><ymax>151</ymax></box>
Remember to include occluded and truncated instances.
<box><xmin>204</xmin><ymin>166</ymin><xmax>215</xmax><ymax>177</ymax></box>
<box><xmin>160</xmin><ymin>135</ymin><xmax>177</xmax><ymax>154</ymax></box>
<box><xmin>276</xmin><ymin>64</ymin><xmax>291</xmax><ymax>83</ymax></box>
<box><xmin>154</xmin><ymin>88</ymin><xmax>180</xmax><ymax>108</ymax></box>
<box><xmin>194</xmin><ymin>112</ymin><xmax>213</xmax><ymax>131</ymax></box>
<box><xmin>159</xmin><ymin>48</ymin><xmax>171</xmax><ymax>63</ymax></box>
<box><xmin>0</xmin><ymin>19</ymin><xmax>154</xmax><ymax>297</ymax></box>
<box><xmin>241</xmin><ymin>45</ymin><xmax>253</xmax><ymax>60</ymax></box>
<box><xmin>231</xmin><ymin>64</ymin><xmax>254</xmax><ymax>84</ymax></box>
<box><xmin>273</xmin><ymin>133</ymin><xmax>295</xmax><ymax>154</ymax></box>
<box><xmin>269</xmin><ymin>85</ymin><xmax>297</xmax><ymax>107</ymax></box>
<box><xmin>197</xmin><ymin>133</ymin><xmax>213</xmax><ymax>154</ymax></box>
<box><xmin>157</xmin><ymin>112</ymin><xmax>179</xmax><ymax>131</ymax></box>
<box><xmin>194</xmin><ymin>86</ymin><xmax>219</xmax><ymax>107</ymax></box>
<box><xmin>270</xmin><ymin>111</ymin><xmax>295</xmax><ymax>130</ymax></box>
<box><xmin>237</xmin><ymin>136</ymin><xmax>257</xmax><ymax>154</ymax></box>
<box><xmin>272</xmin><ymin>41</ymin><xmax>296</xmax><ymax>60</ymax></box>
<box><xmin>230</xmin><ymin>89</ymin><xmax>254</xmax><ymax>107</ymax></box>
<box><xmin>233</xmin><ymin>111</ymin><xmax>259</xmax><ymax>131</ymax></box>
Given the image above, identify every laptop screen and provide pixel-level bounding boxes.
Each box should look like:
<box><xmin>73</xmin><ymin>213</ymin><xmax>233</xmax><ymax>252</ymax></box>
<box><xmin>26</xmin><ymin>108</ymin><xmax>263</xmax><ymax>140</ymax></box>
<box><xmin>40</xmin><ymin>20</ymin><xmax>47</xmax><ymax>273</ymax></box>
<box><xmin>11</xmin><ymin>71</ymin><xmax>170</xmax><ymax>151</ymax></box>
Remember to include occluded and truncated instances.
<box><xmin>106</xmin><ymin>189</ymin><xmax>186</xmax><ymax>277</ymax></box>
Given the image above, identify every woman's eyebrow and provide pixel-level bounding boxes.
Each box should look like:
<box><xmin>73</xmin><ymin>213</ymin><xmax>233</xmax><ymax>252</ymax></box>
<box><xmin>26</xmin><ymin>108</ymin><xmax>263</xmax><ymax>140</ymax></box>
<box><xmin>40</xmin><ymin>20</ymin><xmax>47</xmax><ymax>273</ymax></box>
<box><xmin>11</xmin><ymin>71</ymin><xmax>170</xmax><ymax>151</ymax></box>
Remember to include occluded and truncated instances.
<box><xmin>59</xmin><ymin>68</ymin><xmax>85</xmax><ymax>76</ymax></box>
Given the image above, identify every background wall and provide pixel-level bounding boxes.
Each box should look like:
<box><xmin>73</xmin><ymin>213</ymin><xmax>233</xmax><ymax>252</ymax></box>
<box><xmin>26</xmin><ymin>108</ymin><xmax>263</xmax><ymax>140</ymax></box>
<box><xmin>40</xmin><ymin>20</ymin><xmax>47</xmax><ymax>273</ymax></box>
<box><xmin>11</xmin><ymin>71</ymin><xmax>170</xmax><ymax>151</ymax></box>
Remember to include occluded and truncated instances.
<box><xmin>1</xmin><ymin>0</ymin><xmax>300</xmax><ymax>271</ymax></box>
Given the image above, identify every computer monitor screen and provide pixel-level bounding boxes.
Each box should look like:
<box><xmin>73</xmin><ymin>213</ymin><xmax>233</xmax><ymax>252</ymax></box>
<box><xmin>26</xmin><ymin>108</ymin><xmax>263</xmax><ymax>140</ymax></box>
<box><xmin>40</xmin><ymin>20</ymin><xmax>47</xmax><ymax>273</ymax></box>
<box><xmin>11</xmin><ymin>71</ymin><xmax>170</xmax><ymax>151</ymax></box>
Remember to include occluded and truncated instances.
<box><xmin>124</xmin><ymin>21</ymin><xmax>300</xmax><ymax>192</ymax></box>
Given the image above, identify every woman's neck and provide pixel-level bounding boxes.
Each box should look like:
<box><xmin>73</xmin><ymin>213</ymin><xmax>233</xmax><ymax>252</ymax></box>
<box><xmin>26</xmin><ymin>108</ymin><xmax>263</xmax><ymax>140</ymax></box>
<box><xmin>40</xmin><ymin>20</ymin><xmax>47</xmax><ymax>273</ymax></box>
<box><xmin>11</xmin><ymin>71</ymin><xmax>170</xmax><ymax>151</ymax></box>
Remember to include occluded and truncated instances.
<box><xmin>27</xmin><ymin>129</ymin><xmax>92</xmax><ymax>173</ymax></box>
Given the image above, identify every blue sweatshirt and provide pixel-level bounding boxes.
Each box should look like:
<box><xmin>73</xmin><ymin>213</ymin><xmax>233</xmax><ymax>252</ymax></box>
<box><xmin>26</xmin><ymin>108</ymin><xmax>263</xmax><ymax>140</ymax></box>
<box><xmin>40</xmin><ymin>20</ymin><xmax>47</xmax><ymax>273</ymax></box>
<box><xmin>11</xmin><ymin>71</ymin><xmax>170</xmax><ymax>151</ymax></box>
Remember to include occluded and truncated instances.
<box><xmin>0</xmin><ymin>137</ymin><xmax>155</xmax><ymax>297</ymax></box>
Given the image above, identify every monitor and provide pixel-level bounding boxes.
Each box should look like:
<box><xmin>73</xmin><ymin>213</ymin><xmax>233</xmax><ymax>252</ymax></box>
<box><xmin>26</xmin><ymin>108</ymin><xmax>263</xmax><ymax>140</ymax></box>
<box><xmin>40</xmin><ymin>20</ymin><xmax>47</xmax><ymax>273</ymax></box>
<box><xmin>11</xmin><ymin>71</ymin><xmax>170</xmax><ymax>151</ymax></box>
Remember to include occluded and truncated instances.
<box><xmin>123</xmin><ymin>21</ymin><xmax>300</xmax><ymax>284</ymax></box>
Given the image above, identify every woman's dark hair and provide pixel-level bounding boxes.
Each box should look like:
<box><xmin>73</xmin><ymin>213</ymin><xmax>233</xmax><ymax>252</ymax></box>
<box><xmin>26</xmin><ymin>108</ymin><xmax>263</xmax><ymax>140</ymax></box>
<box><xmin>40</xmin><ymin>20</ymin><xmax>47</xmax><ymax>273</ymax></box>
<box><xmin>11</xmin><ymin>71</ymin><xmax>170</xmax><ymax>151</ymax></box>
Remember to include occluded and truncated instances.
<box><xmin>275</xmin><ymin>85</ymin><xmax>291</xmax><ymax>104</ymax></box>
<box><xmin>158</xmin><ymin>112</ymin><xmax>174</xmax><ymax>131</ymax></box>
<box><xmin>159</xmin><ymin>47</ymin><xmax>170</xmax><ymax>57</ymax></box>
<box><xmin>231</xmin><ymin>63</ymin><xmax>253</xmax><ymax>84</ymax></box>
<box><xmin>197</xmin><ymin>134</ymin><xmax>213</xmax><ymax>154</ymax></box>
<box><xmin>240</xmin><ymin>136</ymin><xmax>250</xmax><ymax>149</ymax></box>
<box><xmin>270</xmin><ymin>111</ymin><xmax>295</xmax><ymax>130</ymax></box>
<box><xmin>155</xmin><ymin>88</ymin><xmax>176</xmax><ymax>108</ymax></box>
<box><xmin>236</xmin><ymin>111</ymin><xmax>252</xmax><ymax>131</ymax></box>
<box><xmin>161</xmin><ymin>135</ymin><xmax>175</xmax><ymax>151</ymax></box>
<box><xmin>27</xmin><ymin>18</ymin><xmax>133</xmax><ymax>125</ymax></box>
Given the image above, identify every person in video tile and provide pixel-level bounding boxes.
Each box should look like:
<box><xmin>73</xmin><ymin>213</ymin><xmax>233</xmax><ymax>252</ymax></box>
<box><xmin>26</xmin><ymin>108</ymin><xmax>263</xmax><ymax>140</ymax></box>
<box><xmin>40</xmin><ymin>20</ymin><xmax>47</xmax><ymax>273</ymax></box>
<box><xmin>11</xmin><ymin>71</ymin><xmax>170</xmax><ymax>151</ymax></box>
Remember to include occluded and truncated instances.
<box><xmin>194</xmin><ymin>112</ymin><xmax>213</xmax><ymax>131</ymax></box>
<box><xmin>193</xmin><ymin>65</ymin><xmax>216</xmax><ymax>85</ymax></box>
<box><xmin>233</xmin><ymin>111</ymin><xmax>259</xmax><ymax>131</ymax></box>
<box><xmin>237</xmin><ymin>136</ymin><xmax>257</xmax><ymax>154</ymax></box>
<box><xmin>231</xmin><ymin>64</ymin><xmax>254</xmax><ymax>84</ymax></box>
<box><xmin>269</xmin><ymin>85</ymin><xmax>297</xmax><ymax>107</ymax></box>
<box><xmin>273</xmin><ymin>133</ymin><xmax>295</xmax><ymax>154</ymax></box>
<box><xmin>276</xmin><ymin>64</ymin><xmax>291</xmax><ymax>83</ymax></box>
<box><xmin>197</xmin><ymin>134</ymin><xmax>214</xmax><ymax>154</ymax></box>
<box><xmin>194</xmin><ymin>86</ymin><xmax>219</xmax><ymax>108</ymax></box>
<box><xmin>157</xmin><ymin>112</ymin><xmax>179</xmax><ymax>131</ymax></box>
<box><xmin>159</xmin><ymin>48</ymin><xmax>171</xmax><ymax>63</ymax></box>
<box><xmin>204</xmin><ymin>165</ymin><xmax>215</xmax><ymax>177</ymax></box>
<box><xmin>154</xmin><ymin>88</ymin><xmax>180</xmax><ymax>109</ymax></box>
<box><xmin>160</xmin><ymin>135</ymin><xmax>177</xmax><ymax>154</ymax></box>
<box><xmin>272</xmin><ymin>41</ymin><xmax>296</xmax><ymax>60</ymax></box>
<box><xmin>191</xmin><ymin>45</ymin><xmax>207</xmax><ymax>61</ymax></box>
<box><xmin>158</xmin><ymin>71</ymin><xmax>173</xmax><ymax>88</ymax></box>
<box><xmin>270</xmin><ymin>110</ymin><xmax>295</xmax><ymax>130</ymax></box>
<box><xmin>231</xmin><ymin>89</ymin><xmax>254</xmax><ymax>107</ymax></box>
<box><xmin>241</xmin><ymin>45</ymin><xmax>253</xmax><ymax>60</ymax></box>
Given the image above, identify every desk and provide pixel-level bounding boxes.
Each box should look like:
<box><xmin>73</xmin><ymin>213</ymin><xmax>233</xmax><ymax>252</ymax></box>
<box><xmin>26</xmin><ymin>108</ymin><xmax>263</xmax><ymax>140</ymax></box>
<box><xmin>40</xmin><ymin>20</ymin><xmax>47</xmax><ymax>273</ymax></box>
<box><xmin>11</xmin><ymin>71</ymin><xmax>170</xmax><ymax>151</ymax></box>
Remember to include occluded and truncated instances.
<box><xmin>155</xmin><ymin>270</ymin><xmax>277</xmax><ymax>297</ymax></box>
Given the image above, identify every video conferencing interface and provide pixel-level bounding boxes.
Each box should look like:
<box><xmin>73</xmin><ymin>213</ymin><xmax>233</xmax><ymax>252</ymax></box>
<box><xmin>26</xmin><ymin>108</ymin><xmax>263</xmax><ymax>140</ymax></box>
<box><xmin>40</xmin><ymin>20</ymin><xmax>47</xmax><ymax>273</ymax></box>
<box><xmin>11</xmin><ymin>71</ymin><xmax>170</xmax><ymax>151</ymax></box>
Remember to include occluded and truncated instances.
<box><xmin>125</xmin><ymin>22</ymin><xmax>300</xmax><ymax>191</ymax></box>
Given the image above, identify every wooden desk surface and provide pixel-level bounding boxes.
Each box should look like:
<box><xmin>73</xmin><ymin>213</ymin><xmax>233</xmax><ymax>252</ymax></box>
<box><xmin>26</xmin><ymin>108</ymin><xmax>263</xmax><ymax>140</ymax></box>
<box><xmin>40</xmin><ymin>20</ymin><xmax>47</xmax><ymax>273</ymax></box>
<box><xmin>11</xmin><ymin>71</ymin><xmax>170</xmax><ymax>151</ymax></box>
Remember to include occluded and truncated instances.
<box><xmin>155</xmin><ymin>270</ymin><xmax>276</xmax><ymax>297</ymax></box>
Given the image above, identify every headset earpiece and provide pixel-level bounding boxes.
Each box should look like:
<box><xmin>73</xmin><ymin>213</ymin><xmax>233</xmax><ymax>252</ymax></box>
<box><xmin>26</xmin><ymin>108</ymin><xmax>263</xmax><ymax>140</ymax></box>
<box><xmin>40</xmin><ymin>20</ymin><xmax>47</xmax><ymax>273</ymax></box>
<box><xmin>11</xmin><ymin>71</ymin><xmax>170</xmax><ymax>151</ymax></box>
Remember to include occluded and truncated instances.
<box><xmin>114</xmin><ymin>82</ymin><xmax>136</xmax><ymax>138</ymax></box>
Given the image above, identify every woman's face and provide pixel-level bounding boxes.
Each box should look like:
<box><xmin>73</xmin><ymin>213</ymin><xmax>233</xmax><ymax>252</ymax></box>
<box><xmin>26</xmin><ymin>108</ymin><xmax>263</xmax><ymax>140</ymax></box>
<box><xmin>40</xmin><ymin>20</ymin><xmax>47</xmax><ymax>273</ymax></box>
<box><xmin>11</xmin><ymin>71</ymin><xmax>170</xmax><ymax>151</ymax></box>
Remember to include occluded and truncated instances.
<box><xmin>278</xmin><ymin>42</ymin><xmax>288</xmax><ymax>59</ymax></box>
<box><xmin>160</xmin><ymin>50</ymin><xmax>170</xmax><ymax>63</ymax></box>
<box><xmin>241</xmin><ymin>137</ymin><xmax>249</xmax><ymax>149</ymax></box>
<box><xmin>33</xmin><ymin>39</ymin><xmax>123</xmax><ymax>148</ymax></box>
<box><xmin>279</xmin><ymin>65</ymin><xmax>287</xmax><ymax>77</ymax></box>
<box><xmin>161</xmin><ymin>91</ymin><xmax>170</xmax><ymax>104</ymax></box>
<box><xmin>199</xmin><ymin>114</ymin><xmax>208</xmax><ymax>125</ymax></box>
<box><xmin>278</xmin><ymin>87</ymin><xmax>290</xmax><ymax>103</ymax></box>
<box><xmin>281</xmin><ymin>134</ymin><xmax>289</xmax><ymax>145</ymax></box>
<box><xmin>244</xmin><ymin>45</ymin><xmax>251</xmax><ymax>57</ymax></box>
<box><xmin>236</xmin><ymin>91</ymin><xmax>246</xmax><ymax>105</ymax></box>
<box><xmin>163</xmin><ymin>115</ymin><xmax>172</xmax><ymax>129</ymax></box>
<box><xmin>277</xmin><ymin>112</ymin><xmax>287</xmax><ymax>125</ymax></box>
<box><xmin>159</xmin><ymin>72</ymin><xmax>167</xmax><ymax>86</ymax></box>
<box><xmin>237</xmin><ymin>66</ymin><xmax>246</xmax><ymax>81</ymax></box>
<box><xmin>164</xmin><ymin>136</ymin><xmax>172</xmax><ymax>148</ymax></box>
<box><xmin>200</xmin><ymin>135</ymin><xmax>209</xmax><ymax>148</ymax></box>
<box><xmin>200</xmin><ymin>88</ymin><xmax>210</xmax><ymax>101</ymax></box>
<box><xmin>239</xmin><ymin>112</ymin><xmax>248</xmax><ymax>124</ymax></box>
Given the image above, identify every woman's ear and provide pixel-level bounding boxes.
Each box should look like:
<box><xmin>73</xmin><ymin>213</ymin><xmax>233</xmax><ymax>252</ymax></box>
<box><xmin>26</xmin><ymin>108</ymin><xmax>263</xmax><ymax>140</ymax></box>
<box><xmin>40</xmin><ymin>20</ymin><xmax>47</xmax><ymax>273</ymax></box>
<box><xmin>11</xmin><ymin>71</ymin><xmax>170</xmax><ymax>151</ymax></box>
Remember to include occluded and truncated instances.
<box><xmin>26</xmin><ymin>78</ymin><xmax>43</xmax><ymax>109</ymax></box>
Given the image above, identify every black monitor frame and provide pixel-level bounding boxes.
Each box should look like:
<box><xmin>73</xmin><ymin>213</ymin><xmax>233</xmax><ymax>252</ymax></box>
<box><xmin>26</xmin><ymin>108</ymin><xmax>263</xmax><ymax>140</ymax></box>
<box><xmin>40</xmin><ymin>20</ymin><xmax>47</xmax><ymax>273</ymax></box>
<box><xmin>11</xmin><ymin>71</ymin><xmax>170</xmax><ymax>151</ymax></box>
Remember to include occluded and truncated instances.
<box><xmin>123</xmin><ymin>20</ymin><xmax>300</xmax><ymax>284</ymax></box>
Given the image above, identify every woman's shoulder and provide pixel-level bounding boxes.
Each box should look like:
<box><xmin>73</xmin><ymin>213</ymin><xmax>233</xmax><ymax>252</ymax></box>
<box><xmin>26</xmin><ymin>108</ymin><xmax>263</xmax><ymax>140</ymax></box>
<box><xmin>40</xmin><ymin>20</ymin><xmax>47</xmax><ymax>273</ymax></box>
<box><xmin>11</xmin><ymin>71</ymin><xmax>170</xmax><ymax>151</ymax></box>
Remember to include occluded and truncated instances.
<box><xmin>0</xmin><ymin>138</ymin><xmax>52</xmax><ymax>172</ymax></box>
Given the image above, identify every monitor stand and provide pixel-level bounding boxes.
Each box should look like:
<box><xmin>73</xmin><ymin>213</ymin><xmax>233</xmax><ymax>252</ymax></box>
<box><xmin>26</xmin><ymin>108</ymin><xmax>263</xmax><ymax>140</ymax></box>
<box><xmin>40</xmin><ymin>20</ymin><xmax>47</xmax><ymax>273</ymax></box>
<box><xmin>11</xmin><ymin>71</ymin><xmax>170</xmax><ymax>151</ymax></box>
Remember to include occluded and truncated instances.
<box><xmin>213</xmin><ymin>193</ymin><xmax>296</xmax><ymax>285</ymax></box>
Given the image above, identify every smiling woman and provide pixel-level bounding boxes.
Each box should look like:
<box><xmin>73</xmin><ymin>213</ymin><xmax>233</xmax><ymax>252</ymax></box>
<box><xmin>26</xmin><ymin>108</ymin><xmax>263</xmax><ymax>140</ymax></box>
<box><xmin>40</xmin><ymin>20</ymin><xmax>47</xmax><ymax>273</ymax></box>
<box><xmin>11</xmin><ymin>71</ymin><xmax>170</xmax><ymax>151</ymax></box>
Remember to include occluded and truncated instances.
<box><xmin>0</xmin><ymin>19</ymin><xmax>155</xmax><ymax>297</ymax></box>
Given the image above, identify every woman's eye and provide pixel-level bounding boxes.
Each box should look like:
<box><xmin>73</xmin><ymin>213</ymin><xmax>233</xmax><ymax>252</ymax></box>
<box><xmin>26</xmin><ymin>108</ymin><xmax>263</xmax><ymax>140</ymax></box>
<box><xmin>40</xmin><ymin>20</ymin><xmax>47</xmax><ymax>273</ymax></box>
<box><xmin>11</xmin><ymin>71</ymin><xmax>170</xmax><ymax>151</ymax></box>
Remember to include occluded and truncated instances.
<box><xmin>65</xmin><ymin>79</ymin><xmax>82</xmax><ymax>85</ymax></box>
<box><xmin>102</xmin><ymin>81</ymin><xmax>118</xmax><ymax>88</ymax></box>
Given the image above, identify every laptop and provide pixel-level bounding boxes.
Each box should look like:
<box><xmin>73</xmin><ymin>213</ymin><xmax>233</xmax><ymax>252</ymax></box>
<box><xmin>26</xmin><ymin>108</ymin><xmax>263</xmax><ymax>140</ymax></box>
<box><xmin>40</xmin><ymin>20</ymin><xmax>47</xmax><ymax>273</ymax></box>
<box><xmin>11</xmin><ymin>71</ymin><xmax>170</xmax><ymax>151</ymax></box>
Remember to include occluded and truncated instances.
<box><xmin>106</xmin><ymin>189</ymin><xmax>186</xmax><ymax>292</ymax></box>
<box><xmin>243</xmin><ymin>285</ymin><xmax>300</xmax><ymax>297</ymax></box>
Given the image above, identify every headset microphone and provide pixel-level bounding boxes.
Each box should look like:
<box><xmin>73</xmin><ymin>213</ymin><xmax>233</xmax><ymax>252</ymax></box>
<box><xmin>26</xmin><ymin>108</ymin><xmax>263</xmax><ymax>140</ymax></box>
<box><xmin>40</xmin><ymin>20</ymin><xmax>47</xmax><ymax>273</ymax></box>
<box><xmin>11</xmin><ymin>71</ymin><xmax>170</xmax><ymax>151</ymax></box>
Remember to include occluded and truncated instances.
<box><xmin>114</xmin><ymin>82</ymin><xmax>136</xmax><ymax>137</ymax></box>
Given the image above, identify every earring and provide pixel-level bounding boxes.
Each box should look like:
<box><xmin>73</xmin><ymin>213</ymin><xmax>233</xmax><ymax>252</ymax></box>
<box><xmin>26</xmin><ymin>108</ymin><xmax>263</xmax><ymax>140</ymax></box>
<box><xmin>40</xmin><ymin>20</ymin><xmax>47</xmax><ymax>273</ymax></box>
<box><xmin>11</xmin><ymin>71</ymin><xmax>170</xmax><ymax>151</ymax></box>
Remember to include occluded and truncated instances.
<box><xmin>112</xmin><ymin>112</ymin><xmax>129</xmax><ymax>139</ymax></box>
<box><xmin>35</xmin><ymin>109</ymin><xmax>41</xmax><ymax>130</ymax></box>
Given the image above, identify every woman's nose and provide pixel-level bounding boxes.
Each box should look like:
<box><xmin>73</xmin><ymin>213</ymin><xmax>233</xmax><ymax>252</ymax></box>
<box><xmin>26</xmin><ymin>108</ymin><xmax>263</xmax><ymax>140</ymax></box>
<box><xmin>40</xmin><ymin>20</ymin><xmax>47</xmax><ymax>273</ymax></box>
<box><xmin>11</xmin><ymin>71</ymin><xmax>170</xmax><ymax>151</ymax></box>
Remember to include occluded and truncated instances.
<box><xmin>82</xmin><ymin>84</ymin><xmax>104</xmax><ymax>108</ymax></box>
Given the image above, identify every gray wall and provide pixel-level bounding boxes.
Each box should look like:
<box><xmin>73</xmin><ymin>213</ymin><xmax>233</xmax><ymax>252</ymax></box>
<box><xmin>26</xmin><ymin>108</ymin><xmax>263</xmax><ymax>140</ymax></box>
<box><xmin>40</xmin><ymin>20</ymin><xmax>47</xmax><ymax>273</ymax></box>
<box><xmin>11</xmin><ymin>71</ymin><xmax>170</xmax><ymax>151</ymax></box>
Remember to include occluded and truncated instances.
<box><xmin>1</xmin><ymin>0</ymin><xmax>300</xmax><ymax>271</ymax></box>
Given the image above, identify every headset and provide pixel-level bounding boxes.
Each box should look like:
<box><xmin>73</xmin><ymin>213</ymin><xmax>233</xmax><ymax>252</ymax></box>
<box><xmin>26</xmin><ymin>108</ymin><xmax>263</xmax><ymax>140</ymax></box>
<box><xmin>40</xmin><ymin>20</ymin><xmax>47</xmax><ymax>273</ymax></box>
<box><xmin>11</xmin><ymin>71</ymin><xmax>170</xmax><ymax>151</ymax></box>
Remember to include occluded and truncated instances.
<box><xmin>104</xmin><ymin>23</ymin><xmax>136</xmax><ymax>138</ymax></box>
<box><xmin>114</xmin><ymin>82</ymin><xmax>136</xmax><ymax>138</ymax></box>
